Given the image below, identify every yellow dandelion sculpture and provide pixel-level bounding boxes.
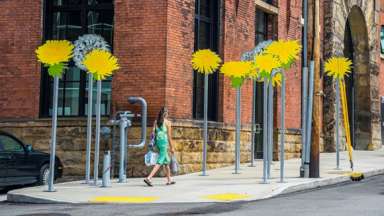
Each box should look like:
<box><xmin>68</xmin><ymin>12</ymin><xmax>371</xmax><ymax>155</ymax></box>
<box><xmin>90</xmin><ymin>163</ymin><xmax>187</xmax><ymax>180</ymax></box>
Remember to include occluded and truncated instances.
<box><xmin>192</xmin><ymin>49</ymin><xmax>222</xmax><ymax>74</ymax></box>
<box><xmin>83</xmin><ymin>49</ymin><xmax>120</xmax><ymax>80</ymax></box>
<box><xmin>254</xmin><ymin>53</ymin><xmax>281</xmax><ymax>75</ymax></box>
<box><xmin>254</xmin><ymin>53</ymin><xmax>282</xmax><ymax>86</ymax></box>
<box><xmin>324</xmin><ymin>57</ymin><xmax>352</xmax><ymax>80</ymax></box>
<box><xmin>35</xmin><ymin>40</ymin><xmax>74</xmax><ymax>77</ymax></box>
<box><xmin>265</xmin><ymin>40</ymin><xmax>301</xmax><ymax>68</ymax></box>
<box><xmin>220</xmin><ymin>61</ymin><xmax>253</xmax><ymax>88</ymax></box>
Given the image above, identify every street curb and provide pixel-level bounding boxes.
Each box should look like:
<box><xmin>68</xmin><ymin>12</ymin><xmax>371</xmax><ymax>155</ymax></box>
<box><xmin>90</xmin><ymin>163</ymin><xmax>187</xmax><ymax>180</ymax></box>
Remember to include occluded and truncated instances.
<box><xmin>7</xmin><ymin>168</ymin><xmax>384</xmax><ymax>204</ymax></box>
<box><xmin>277</xmin><ymin>168</ymin><xmax>384</xmax><ymax>196</ymax></box>
<box><xmin>7</xmin><ymin>193</ymin><xmax>73</xmax><ymax>204</ymax></box>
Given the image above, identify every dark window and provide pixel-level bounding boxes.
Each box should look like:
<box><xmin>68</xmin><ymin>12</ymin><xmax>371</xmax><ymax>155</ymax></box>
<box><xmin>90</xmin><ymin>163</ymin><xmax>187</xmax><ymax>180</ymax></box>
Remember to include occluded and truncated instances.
<box><xmin>193</xmin><ymin>0</ymin><xmax>219</xmax><ymax>121</ymax></box>
<box><xmin>255</xmin><ymin>9</ymin><xmax>277</xmax><ymax>43</ymax></box>
<box><xmin>41</xmin><ymin>0</ymin><xmax>113</xmax><ymax>117</ymax></box>
<box><xmin>254</xmin><ymin>9</ymin><xmax>276</xmax><ymax>159</ymax></box>
<box><xmin>381</xmin><ymin>26</ymin><xmax>384</xmax><ymax>55</ymax></box>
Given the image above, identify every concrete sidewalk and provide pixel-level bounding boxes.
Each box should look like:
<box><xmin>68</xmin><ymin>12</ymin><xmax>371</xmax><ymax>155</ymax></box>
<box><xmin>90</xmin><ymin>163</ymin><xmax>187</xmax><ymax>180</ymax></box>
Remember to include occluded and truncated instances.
<box><xmin>7</xmin><ymin>149</ymin><xmax>384</xmax><ymax>204</ymax></box>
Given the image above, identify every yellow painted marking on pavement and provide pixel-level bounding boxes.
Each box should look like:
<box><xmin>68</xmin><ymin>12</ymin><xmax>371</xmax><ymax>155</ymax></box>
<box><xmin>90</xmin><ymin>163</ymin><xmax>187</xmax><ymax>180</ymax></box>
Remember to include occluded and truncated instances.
<box><xmin>203</xmin><ymin>193</ymin><xmax>251</xmax><ymax>201</ymax></box>
<box><xmin>91</xmin><ymin>196</ymin><xmax>159</xmax><ymax>203</ymax></box>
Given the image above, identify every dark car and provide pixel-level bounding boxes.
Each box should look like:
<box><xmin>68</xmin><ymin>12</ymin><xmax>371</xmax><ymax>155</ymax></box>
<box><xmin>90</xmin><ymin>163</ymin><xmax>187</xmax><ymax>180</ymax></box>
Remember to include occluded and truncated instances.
<box><xmin>0</xmin><ymin>131</ymin><xmax>63</xmax><ymax>187</ymax></box>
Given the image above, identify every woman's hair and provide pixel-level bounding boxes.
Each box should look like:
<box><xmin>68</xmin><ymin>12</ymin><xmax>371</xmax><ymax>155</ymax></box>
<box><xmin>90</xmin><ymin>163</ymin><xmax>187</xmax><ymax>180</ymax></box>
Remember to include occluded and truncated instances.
<box><xmin>156</xmin><ymin>107</ymin><xmax>168</xmax><ymax>128</ymax></box>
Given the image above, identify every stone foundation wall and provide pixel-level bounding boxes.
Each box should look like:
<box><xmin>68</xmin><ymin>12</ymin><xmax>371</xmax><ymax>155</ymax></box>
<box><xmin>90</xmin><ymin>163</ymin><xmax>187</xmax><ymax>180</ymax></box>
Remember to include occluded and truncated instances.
<box><xmin>0</xmin><ymin>119</ymin><xmax>306</xmax><ymax>177</ymax></box>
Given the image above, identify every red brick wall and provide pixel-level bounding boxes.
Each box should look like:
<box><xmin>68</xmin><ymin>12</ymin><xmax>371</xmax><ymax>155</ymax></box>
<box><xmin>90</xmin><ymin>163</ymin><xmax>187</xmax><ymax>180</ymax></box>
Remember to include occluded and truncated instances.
<box><xmin>220</xmin><ymin>0</ymin><xmax>256</xmax><ymax>125</ymax></box>
<box><xmin>0</xmin><ymin>0</ymin><xmax>42</xmax><ymax>120</ymax></box>
<box><xmin>165</xmin><ymin>0</ymin><xmax>194</xmax><ymax>120</ymax></box>
<box><xmin>276</xmin><ymin>0</ymin><xmax>303</xmax><ymax>129</ymax></box>
<box><xmin>112</xmin><ymin>0</ymin><xmax>168</xmax><ymax>122</ymax></box>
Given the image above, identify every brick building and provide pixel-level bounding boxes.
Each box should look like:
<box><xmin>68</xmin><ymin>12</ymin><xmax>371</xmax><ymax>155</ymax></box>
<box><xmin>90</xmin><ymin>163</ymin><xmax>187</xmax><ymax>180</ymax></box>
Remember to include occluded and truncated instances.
<box><xmin>0</xmin><ymin>0</ymin><xmax>382</xmax><ymax>177</ymax></box>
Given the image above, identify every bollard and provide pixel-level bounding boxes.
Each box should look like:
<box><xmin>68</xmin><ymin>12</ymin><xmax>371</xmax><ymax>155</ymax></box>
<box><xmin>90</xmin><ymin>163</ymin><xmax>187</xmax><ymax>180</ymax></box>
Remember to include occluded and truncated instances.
<box><xmin>119</xmin><ymin>116</ymin><xmax>128</xmax><ymax>183</ymax></box>
<box><xmin>102</xmin><ymin>151</ymin><xmax>111</xmax><ymax>187</ymax></box>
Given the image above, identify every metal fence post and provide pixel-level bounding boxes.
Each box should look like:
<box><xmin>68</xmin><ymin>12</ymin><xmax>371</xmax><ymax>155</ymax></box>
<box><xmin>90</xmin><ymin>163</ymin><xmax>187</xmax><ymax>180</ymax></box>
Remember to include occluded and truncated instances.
<box><xmin>47</xmin><ymin>76</ymin><xmax>59</xmax><ymax>192</ymax></box>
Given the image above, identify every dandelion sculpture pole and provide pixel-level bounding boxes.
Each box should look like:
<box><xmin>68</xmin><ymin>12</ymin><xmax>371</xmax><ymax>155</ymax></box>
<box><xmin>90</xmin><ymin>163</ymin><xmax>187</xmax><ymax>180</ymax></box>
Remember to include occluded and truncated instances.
<box><xmin>35</xmin><ymin>40</ymin><xmax>74</xmax><ymax>192</ymax></box>
<box><xmin>240</xmin><ymin>40</ymin><xmax>272</xmax><ymax>167</ymax></box>
<box><xmin>324</xmin><ymin>57</ymin><xmax>353</xmax><ymax>170</ymax></box>
<box><xmin>83</xmin><ymin>49</ymin><xmax>119</xmax><ymax>185</ymax></box>
<box><xmin>191</xmin><ymin>50</ymin><xmax>221</xmax><ymax>176</ymax></box>
<box><xmin>73</xmin><ymin>34</ymin><xmax>110</xmax><ymax>184</ymax></box>
<box><xmin>254</xmin><ymin>40</ymin><xmax>301</xmax><ymax>182</ymax></box>
<box><xmin>254</xmin><ymin>53</ymin><xmax>282</xmax><ymax>181</ymax></box>
<box><xmin>220</xmin><ymin>61</ymin><xmax>253</xmax><ymax>174</ymax></box>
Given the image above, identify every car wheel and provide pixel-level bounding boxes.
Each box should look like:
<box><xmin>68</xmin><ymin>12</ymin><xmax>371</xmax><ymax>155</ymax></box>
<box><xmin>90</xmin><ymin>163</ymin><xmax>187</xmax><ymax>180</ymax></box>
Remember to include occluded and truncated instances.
<box><xmin>38</xmin><ymin>164</ymin><xmax>50</xmax><ymax>186</ymax></box>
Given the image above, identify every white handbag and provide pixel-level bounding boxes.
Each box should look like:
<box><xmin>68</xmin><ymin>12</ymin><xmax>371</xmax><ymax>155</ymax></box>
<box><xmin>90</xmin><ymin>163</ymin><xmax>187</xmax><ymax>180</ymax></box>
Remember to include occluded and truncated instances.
<box><xmin>144</xmin><ymin>150</ymin><xmax>158</xmax><ymax>166</ymax></box>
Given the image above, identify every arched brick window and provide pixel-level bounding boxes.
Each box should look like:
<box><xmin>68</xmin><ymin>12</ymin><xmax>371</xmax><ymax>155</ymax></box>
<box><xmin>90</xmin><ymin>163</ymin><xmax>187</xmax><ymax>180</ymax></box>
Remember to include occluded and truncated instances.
<box><xmin>193</xmin><ymin>0</ymin><xmax>220</xmax><ymax>121</ymax></box>
<box><xmin>40</xmin><ymin>0</ymin><xmax>114</xmax><ymax>117</ymax></box>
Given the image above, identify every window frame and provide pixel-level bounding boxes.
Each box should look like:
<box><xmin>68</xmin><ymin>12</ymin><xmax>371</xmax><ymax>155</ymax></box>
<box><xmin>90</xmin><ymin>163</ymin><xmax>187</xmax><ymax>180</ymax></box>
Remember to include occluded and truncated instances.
<box><xmin>40</xmin><ymin>0</ymin><xmax>114</xmax><ymax>118</ymax></box>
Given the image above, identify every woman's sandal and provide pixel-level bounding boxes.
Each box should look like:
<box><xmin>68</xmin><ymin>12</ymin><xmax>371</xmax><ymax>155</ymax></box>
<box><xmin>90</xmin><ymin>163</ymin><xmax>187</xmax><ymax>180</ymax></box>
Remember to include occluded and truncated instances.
<box><xmin>144</xmin><ymin>178</ymin><xmax>153</xmax><ymax>187</ymax></box>
<box><xmin>166</xmin><ymin>181</ymin><xmax>176</xmax><ymax>185</ymax></box>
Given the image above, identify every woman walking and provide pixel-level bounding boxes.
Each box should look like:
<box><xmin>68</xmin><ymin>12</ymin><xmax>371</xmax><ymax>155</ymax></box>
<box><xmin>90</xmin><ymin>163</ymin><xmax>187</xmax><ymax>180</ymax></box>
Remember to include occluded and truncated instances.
<box><xmin>144</xmin><ymin>107</ymin><xmax>175</xmax><ymax>186</ymax></box>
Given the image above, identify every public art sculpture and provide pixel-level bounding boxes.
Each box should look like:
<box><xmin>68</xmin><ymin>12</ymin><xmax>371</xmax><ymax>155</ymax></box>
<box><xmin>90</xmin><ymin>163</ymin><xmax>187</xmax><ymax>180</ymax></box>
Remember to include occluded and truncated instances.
<box><xmin>35</xmin><ymin>40</ymin><xmax>74</xmax><ymax>192</ymax></box>
<box><xmin>324</xmin><ymin>56</ymin><xmax>364</xmax><ymax>181</ymax></box>
<box><xmin>73</xmin><ymin>34</ymin><xmax>110</xmax><ymax>184</ymax></box>
<box><xmin>191</xmin><ymin>39</ymin><xmax>301</xmax><ymax>181</ymax></box>
<box><xmin>82</xmin><ymin>49</ymin><xmax>120</xmax><ymax>185</ymax></box>
<box><xmin>35</xmin><ymin>35</ymin><xmax>119</xmax><ymax>191</ymax></box>
<box><xmin>191</xmin><ymin>49</ymin><xmax>222</xmax><ymax>176</ymax></box>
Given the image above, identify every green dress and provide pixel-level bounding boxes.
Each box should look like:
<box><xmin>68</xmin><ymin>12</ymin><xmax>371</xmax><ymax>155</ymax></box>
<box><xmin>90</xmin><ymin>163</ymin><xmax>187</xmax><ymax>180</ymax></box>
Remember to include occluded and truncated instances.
<box><xmin>155</xmin><ymin>123</ymin><xmax>170</xmax><ymax>165</ymax></box>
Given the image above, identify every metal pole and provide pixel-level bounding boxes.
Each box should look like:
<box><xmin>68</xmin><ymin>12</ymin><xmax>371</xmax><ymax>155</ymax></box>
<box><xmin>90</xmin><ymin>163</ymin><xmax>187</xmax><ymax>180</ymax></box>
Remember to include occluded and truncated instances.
<box><xmin>47</xmin><ymin>76</ymin><xmax>59</xmax><ymax>192</ymax></box>
<box><xmin>304</xmin><ymin>61</ymin><xmax>315</xmax><ymax>178</ymax></box>
<box><xmin>202</xmin><ymin>74</ymin><xmax>208</xmax><ymax>176</ymax></box>
<box><xmin>262</xmin><ymin>78</ymin><xmax>269</xmax><ymax>183</ymax></box>
<box><xmin>234</xmin><ymin>87</ymin><xmax>241</xmax><ymax>174</ymax></box>
<box><xmin>300</xmin><ymin>67</ymin><xmax>308</xmax><ymax>177</ymax></box>
<box><xmin>93</xmin><ymin>80</ymin><xmax>102</xmax><ymax>185</ymax></box>
<box><xmin>301</xmin><ymin>0</ymin><xmax>309</xmax><ymax>178</ymax></box>
<box><xmin>85</xmin><ymin>73</ymin><xmax>93</xmax><ymax>184</ymax></box>
<box><xmin>279</xmin><ymin>73</ymin><xmax>286</xmax><ymax>183</ymax></box>
<box><xmin>250</xmin><ymin>80</ymin><xmax>256</xmax><ymax>167</ymax></box>
<box><xmin>268</xmin><ymin>78</ymin><xmax>274</xmax><ymax>179</ymax></box>
<box><xmin>336</xmin><ymin>80</ymin><xmax>340</xmax><ymax>169</ymax></box>
<box><xmin>119</xmin><ymin>117</ymin><xmax>127</xmax><ymax>183</ymax></box>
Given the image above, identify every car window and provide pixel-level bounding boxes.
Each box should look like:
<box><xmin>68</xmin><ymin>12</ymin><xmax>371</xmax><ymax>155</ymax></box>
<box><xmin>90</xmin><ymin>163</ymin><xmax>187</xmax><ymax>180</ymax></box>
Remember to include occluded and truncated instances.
<box><xmin>0</xmin><ymin>135</ymin><xmax>24</xmax><ymax>152</ymax></box>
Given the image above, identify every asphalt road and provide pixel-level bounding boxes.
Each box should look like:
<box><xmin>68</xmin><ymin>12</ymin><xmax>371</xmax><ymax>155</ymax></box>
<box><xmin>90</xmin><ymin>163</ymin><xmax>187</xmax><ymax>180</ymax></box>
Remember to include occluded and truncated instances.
<box><xmin>0</xmin><ymin>174</ymin><xmax>383</xmax><ymax>216</ymax></box>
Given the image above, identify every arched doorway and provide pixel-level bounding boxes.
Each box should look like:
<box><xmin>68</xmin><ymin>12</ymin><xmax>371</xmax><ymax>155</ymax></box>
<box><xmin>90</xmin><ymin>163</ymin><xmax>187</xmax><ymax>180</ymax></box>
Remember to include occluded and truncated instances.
<box><xmin>342</xmin><ymin>6</ymin><xmax>371</xmax><ymax>150</ymax></box>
